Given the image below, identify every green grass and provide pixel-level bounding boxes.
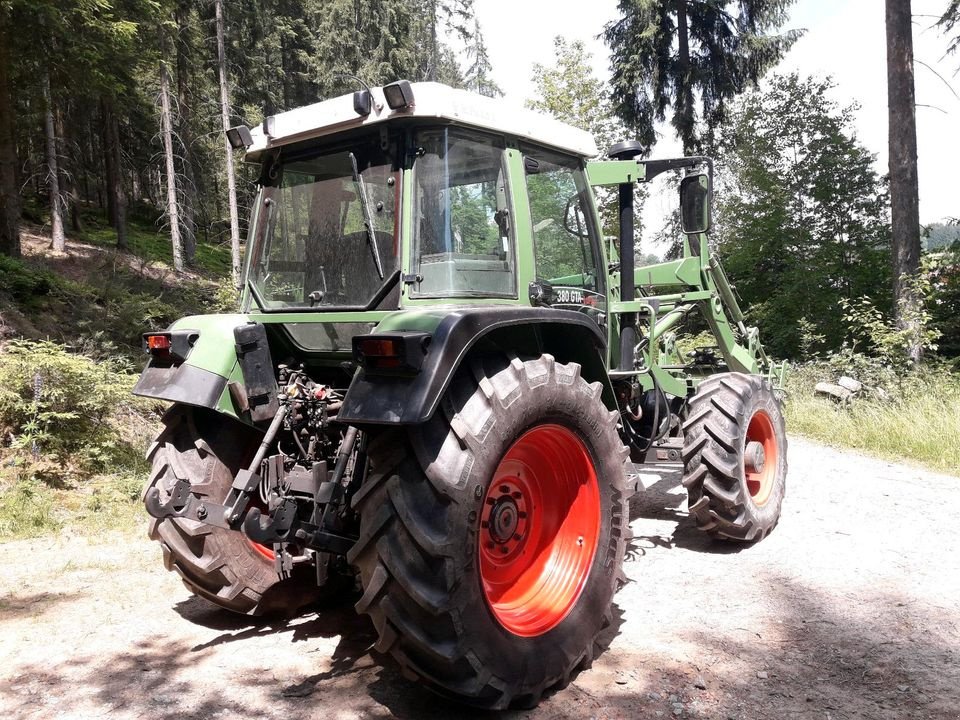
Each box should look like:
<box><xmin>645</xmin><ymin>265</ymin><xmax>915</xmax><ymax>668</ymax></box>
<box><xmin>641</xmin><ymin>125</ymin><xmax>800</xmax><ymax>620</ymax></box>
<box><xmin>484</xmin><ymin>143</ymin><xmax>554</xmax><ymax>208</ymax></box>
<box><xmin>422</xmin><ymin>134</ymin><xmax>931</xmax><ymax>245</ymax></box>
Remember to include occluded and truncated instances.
<box><xmin>0</xmin><ymin>477</ymin><xmax>61</xmax><ymax>539</ymax></box>
<box><xmin>784</xmin><ymin>366</ymin><xmax>960</xmax><ymax>475</ymax></box>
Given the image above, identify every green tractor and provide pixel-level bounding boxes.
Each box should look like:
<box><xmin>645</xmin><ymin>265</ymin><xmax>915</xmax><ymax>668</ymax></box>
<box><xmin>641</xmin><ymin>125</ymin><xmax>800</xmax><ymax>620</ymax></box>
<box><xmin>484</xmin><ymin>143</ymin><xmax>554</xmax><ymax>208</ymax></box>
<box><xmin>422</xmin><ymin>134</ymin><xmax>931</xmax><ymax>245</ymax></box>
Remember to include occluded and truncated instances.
<box><xmin>138</xmin><ymin>80</ymin><xmax>788</xmax><ymax>709</ymax></box>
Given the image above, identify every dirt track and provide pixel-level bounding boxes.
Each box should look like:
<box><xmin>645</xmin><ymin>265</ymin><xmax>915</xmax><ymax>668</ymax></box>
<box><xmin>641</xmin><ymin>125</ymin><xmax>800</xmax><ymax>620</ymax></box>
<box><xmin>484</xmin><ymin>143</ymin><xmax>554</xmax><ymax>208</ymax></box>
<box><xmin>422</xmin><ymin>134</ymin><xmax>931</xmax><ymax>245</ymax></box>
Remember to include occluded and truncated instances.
<box><xmin>1</xmin><ymin>436</ymin><xmax>958</xmax><ymax>719</ymax></box>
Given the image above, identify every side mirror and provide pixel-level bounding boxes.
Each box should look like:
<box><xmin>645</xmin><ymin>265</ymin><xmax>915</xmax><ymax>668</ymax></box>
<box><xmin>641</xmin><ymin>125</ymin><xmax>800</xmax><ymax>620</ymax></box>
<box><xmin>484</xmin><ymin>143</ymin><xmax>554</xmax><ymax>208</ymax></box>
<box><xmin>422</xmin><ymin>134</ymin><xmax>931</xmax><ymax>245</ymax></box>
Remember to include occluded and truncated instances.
<box><xmin>679</xmin><ymin>173</ymin><xmax>711</xmax><ymax>234</ymax></box>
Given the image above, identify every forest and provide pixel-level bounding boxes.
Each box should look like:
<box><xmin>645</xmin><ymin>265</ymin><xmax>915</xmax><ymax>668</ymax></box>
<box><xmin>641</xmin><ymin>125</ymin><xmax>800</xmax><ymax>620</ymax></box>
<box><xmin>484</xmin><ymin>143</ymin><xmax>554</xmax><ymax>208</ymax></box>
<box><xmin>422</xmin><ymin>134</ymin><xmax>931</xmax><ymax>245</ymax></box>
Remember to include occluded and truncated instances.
<box><xmin>0</xmin><ymin>0</ymin><xmax>959</xmax><ymax>538</ymax></box>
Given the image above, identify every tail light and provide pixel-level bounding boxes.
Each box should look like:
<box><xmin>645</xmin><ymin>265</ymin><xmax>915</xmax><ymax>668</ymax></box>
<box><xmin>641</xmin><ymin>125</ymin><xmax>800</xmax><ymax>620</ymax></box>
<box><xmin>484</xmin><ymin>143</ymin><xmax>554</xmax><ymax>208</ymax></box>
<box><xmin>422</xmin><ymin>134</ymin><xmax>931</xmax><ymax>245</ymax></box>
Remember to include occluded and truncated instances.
<box><xmin>142</xmin><ymin>330</ymin><xmax>198</xmax><ymax>363</ymax></box>
<box><xmin>353</xmin><ymin>333</ymin><xmax>430</xmax><ymax>374</ymax></box>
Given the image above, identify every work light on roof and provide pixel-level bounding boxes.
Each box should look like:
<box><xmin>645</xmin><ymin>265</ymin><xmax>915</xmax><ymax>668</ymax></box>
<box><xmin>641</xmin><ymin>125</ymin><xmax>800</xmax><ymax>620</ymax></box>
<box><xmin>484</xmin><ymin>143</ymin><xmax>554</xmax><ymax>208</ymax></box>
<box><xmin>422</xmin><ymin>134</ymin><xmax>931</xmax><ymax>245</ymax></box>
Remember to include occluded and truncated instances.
<box><xmin>383</xmin><ymin>80</ymin><xmax>414</xmax><ymax>110</ymax></box>
<box><xmin>225</xmin><ymin>125</ymin><xmax>253</xmax><ymax>150</ymax></box>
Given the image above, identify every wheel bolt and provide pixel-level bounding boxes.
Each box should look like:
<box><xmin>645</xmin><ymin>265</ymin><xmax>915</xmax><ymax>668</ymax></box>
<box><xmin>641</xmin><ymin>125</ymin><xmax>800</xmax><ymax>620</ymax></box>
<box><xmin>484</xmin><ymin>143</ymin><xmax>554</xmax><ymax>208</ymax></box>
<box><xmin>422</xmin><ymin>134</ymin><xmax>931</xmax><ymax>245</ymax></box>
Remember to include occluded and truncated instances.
<box><xmin>512</xmin><ymin>491</ymin><xmax>522</xmax><ymax>499</ymax></box>
<box><xmin>499</xmin><ymin>485</ymin><xmax>510</xmax><ymax>494</ymax></box>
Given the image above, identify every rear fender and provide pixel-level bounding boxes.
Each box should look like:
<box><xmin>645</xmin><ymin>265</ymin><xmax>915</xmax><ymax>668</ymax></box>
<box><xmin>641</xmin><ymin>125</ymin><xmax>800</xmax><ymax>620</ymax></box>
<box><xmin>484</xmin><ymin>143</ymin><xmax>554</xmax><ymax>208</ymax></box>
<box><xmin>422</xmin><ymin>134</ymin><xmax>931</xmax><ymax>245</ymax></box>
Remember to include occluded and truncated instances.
<box><xmin>338</xmin><ymin>307</ymin><xmax>613</xmax><ymax>425</ymax></box>
<box><xmin>133</xmin><ymin>314</ymin><xmax>253</xmax><ymax>424</ymax></box>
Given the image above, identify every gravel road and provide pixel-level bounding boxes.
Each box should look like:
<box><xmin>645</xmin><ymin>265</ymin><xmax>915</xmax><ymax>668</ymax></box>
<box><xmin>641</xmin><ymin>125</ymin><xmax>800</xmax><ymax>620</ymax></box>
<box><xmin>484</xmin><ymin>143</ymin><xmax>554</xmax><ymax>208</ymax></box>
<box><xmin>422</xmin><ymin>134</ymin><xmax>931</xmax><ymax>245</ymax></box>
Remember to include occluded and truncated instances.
<box><xmin>1</xmin><ymin>437</ymin><xmax>958</xmax><ymax>719</ymax></box>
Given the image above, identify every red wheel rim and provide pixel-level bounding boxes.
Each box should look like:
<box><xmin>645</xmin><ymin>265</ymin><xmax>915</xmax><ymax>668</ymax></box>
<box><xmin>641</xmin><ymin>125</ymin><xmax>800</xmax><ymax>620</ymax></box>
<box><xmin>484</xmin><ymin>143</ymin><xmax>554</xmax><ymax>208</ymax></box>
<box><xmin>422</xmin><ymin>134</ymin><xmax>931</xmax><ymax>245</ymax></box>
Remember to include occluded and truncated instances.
<box><xmin>745</xmin><ymin>410</ymin><xmax>777</xmax><ymax>506</ymax></box>
<box><xmin>248</xmin><ymin>538</ymin><xmax>275</xmax><ymax>561</ymax></box>
<box><xmin>478</xmin><ymin>424</ymin><xmax>601</xmax><ymax>637</ymax></box>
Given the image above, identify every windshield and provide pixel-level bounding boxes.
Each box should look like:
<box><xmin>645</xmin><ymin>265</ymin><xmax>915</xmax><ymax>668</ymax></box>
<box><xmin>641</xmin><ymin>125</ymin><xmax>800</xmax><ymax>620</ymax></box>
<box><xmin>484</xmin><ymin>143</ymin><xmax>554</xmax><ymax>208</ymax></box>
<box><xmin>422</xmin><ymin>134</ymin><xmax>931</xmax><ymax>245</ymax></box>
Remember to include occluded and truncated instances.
<box><xmin>246</xmin><ymin>133</ymin><xmax>400</xmax><ymax>310</ymax></box>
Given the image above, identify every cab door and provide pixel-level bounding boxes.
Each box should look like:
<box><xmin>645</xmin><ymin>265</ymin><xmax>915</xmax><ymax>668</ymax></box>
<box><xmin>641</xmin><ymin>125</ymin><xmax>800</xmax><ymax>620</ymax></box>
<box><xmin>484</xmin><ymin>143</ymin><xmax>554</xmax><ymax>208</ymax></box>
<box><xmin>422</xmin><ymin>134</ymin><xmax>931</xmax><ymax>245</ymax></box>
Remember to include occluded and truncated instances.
<box><xmin>521</xmin><ymin>145</ymin><xmax>606</xmax><ymax>326</ymax></box>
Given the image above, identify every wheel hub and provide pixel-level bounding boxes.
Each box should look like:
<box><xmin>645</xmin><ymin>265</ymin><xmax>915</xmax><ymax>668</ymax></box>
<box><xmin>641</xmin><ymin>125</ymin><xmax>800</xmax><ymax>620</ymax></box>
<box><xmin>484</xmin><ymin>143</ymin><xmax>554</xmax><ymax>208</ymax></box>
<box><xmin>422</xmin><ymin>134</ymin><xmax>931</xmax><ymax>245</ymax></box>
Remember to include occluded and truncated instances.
<box><xmin>745</xmin><ymin>441</ymin><xmax>766</xmax><ymax>473</ymax></box>
<box><xmin>481</xmin><ymin>481</ymin><xmax>528</xmax><ymax>555</ymax></box>
<box><xmin>489</xmin><ymin>496</ymin><xmax>519</xmax><ymax>542</ymax></box>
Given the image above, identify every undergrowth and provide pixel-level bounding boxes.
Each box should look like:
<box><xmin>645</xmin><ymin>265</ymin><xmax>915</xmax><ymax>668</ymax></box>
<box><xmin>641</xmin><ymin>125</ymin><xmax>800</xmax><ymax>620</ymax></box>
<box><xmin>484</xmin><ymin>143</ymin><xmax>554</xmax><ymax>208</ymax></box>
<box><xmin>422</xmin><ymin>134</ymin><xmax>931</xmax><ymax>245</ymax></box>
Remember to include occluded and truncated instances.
<box><xmin>0</xmin><ymin>235</ymin><xmax>236</xmax><ymax>362</ymax></box>
<box><xmin>0</xmin><ymin>208</ymin><xmax>239</xmax><ymax>541</ymax></box>
<box><xmin>785</xmin><ymin>364</ymin><xmax>960</xmax><ymax>474</ymax></box>
<box><xmin>785</xmin><ymin>290</ymin><xmax>959</xmax><ymax>475</ymax></box>
<box><xmin>0</xmin><ymin>340</ymin><xmax>161</xmax><ymax>539</ymax></box>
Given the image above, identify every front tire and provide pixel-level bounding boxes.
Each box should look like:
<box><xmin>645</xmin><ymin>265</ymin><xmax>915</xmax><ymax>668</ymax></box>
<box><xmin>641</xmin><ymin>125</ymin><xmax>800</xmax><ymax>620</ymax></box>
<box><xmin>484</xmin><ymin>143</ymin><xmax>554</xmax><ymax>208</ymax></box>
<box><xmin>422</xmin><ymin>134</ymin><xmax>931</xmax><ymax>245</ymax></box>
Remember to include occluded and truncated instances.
<box><xmin>348</xmin><ymin>355</ymin><xmax>631</xmax><ymax>709</ymax></box>
<box><xmin>681</xmin><ymin>372</ymin><xmax>787</xmax><ymax>542</ymax></box>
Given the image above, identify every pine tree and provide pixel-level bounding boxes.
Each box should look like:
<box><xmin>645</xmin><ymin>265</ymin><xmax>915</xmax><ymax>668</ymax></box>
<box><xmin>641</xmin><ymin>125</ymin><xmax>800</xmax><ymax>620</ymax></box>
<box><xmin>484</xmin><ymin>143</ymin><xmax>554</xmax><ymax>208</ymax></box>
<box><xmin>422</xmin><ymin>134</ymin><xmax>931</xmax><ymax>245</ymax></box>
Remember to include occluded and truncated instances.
<box><xmin>216</xmin><ymin>0</ymin><xmax>241</xmax><ymax>287</ymax></box>
<box><xmin>604</xmin><ymin>0</ymin><xmax>801</xmax><ymax>154</ymax></box>
<box><xmin>464</xmin><ymin>19</ymin><xmax>501</xmax><ymax>97</ymax></box>
<box><xmin>938</xmin><ymin>0</ymin><xmax>959</xmax><ymax>61</ymax></box>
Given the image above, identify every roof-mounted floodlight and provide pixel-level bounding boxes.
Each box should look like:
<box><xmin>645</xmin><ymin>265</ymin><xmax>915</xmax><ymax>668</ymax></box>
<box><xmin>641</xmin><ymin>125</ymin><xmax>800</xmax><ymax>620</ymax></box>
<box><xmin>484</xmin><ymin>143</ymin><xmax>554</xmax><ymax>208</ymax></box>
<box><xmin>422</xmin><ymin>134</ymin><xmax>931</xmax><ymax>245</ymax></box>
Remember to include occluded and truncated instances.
<box><xmin>383</xmin><ymin>80</ymin><xmax>415</xmax><ymax>110</ymax></box>
<box><xmin>225</xmin><ymin>125</ymin><xmax>253</xmax><ymax>150</ymax></box>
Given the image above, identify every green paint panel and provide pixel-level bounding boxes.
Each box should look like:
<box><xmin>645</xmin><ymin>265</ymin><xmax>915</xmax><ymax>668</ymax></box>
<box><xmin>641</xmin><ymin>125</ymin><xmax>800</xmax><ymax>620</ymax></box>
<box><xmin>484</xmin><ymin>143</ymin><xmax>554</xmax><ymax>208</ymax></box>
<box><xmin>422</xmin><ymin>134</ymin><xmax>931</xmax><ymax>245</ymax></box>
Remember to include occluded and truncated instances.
<box><xmin>172</xmin><ymin>313</ymin><xmax>248</xmax><ymax>377</ymax></box>
<box><xmin>633</xmin><ymin>257</ymin><xmax>701</xmax><ymax>288</ymax></box>
<box><xmin>586</xmin><ymin>160</ymin><xmax>646</xmax><ymax>186</ymax></box>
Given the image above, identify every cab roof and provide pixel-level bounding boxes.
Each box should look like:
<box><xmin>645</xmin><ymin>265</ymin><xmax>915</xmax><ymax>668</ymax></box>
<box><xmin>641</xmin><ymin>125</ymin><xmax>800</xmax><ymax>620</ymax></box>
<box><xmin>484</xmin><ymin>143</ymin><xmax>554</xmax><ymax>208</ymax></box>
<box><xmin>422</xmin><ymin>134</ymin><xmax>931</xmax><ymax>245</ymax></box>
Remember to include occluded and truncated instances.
<box><xmin>245</xmin><ymin>82</ymin><xmax>599</xmax><ymax>160</ymax></box>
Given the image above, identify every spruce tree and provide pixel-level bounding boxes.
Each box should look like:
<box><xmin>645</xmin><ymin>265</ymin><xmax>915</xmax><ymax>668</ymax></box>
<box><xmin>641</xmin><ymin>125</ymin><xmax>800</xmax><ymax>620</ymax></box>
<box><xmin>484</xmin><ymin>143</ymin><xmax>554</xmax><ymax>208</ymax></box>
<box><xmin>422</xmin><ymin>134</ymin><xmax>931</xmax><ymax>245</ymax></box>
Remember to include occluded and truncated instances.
<box><xmin>604</xmin><ymin>0</ymin><xmax>801</xmax><ymax>154</ymax></box>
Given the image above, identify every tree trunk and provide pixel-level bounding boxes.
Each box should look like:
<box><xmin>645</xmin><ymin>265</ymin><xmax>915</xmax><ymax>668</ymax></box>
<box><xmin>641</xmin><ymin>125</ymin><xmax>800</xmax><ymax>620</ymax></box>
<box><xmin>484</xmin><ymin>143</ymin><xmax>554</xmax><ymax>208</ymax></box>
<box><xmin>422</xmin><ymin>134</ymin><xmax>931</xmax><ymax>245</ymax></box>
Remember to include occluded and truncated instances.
<box><xmin>160</xmin><ymin>61</ymin><xmax>184</xmax><ymax>273</ymax></box>
<box><xmin>43</xmin><ymin>70</ymin><xmax>65</xmax><ymax>252</ymax></box>
<box><xmin>103</xmin><ymin>97</ymin><xmax>128</xmax><ymax>249</ymax></box>
<box><xmin>216</xmin><ymin>0</ymin><xmax>242</xmax><ymax>289</ymax></box>
<box><xmin>176</xmin><ymin>1</ymin><xmax>196</xmax><ymax>265</ymax></box>
<box><xmin>57</xmin><ymin>104</ymin><xmax>82</xmax><ymax>233</ymax></box>
<box><xmin>0</xmin><ymin>9</ymin><xmax>20</xmax><ymax>257</ymax></box>
<box><xmin>101</xmin><ymin>100</ymin><xmax>117</xmax><ymax>226</ymax></box>
<box><xmin>885</xmin><ymin>0</ymin><xmax>922</xmax><ymax>362</ymax></box>
<box><xmin>675</xmin><ymin>0</ymin><xmax>695</xmax><ymax>155</ymax></box>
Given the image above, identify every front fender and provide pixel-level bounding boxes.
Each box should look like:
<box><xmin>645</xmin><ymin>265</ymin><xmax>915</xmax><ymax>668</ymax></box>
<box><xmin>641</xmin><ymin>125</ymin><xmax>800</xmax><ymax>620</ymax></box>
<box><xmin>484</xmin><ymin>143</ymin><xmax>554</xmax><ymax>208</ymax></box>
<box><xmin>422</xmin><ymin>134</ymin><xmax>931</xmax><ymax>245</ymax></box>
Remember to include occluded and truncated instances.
<box><xmin>338</xmin><ymin>307</ymin><xmax>611</xmax><ymax>425</ymax></box>
<box><xmin>132</xmin><ymin>314</ymin><xmax>249</xmax><ymax>421</ymax></box>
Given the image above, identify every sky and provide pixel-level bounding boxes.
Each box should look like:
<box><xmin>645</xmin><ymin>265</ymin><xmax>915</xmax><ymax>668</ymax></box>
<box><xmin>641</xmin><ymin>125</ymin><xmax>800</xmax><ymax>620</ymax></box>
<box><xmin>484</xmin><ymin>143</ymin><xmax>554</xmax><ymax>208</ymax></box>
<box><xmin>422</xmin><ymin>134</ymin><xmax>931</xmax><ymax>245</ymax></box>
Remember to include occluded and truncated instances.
<box><xmin>473</xmin><ymin>0</ymin><xmax>960</xmax><ymax>229</ymax></box>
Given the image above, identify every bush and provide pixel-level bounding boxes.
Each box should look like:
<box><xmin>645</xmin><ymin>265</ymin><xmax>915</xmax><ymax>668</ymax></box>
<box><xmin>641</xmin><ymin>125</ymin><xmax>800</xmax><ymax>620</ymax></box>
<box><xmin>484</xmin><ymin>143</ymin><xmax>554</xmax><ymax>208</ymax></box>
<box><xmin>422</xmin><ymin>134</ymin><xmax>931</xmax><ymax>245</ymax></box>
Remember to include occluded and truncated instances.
<box><xmin>0</xmin><ymin>340</ymin><xmax>153</xmax><ymax>481</ymax></box>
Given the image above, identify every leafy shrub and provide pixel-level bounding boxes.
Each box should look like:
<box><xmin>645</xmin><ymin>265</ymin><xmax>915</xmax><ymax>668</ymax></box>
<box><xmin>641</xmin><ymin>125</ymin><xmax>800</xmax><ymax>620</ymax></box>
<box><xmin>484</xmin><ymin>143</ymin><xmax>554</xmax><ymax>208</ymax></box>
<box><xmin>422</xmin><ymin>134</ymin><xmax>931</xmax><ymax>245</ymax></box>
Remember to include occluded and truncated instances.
<box><xmin>0</xmin><ymin>340</ymin><xmax>151</xmax><ymax>480</ymax></box>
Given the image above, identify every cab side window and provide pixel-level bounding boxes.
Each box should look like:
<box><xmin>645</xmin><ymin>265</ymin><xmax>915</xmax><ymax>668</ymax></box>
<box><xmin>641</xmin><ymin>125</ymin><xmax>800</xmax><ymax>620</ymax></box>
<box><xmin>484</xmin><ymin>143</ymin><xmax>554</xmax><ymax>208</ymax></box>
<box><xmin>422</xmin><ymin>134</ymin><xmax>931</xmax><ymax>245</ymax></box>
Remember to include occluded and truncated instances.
<box><xmin>523</xmin><ymin>147</ymin><xmax>604</xmax><ymax>310</ymax></box>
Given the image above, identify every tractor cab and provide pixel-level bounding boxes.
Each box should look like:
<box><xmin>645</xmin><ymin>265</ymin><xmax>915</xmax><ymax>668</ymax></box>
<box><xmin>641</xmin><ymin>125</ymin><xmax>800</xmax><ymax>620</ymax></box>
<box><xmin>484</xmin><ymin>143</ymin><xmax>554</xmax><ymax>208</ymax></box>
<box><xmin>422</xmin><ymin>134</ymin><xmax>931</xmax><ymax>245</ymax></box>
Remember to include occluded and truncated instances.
<box><xmin>237</xmin><ymin>82</ymin><xmax>607</xmax><ymax>352</ymax></box>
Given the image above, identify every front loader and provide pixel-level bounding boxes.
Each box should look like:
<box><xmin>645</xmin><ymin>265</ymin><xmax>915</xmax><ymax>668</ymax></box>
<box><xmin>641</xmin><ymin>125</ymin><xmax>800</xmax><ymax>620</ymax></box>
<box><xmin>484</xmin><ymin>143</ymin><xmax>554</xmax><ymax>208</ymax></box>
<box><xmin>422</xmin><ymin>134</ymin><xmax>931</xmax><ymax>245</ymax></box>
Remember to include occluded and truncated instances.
<box><xmin>136</xmin><ymin>80</ymin><xmax>787</xmax><ymax>709</ymax></box>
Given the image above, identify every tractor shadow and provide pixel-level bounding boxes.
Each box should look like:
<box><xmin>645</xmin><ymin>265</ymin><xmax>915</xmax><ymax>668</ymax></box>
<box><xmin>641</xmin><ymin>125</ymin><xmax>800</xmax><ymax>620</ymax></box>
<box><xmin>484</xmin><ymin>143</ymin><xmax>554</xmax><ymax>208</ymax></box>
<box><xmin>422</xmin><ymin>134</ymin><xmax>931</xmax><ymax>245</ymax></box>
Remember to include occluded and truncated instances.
<box><xmin>628</xmin><ymin>464</ymin><xmax>743</xmax><ymax>556</ymax></box>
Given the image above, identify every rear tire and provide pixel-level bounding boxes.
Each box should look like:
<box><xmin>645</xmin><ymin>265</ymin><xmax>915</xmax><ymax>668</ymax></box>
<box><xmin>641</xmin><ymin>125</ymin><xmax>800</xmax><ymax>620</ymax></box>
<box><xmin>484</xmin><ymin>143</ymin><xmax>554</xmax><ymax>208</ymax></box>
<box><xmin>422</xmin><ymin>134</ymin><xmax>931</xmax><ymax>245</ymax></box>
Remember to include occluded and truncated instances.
<box><xmin>681</xmin><ymin>372</ymin><xmax>787</xmax><ymax>542</ymax></box>
<box><xmin>348</xmin><ymin>355</ymin><xmax>631</xmax><ymax>709</ymax></box>
<box><xmin>144</xmin><ymin>406</ymin><xmax>321</xmax><ymax>615</ymax></box>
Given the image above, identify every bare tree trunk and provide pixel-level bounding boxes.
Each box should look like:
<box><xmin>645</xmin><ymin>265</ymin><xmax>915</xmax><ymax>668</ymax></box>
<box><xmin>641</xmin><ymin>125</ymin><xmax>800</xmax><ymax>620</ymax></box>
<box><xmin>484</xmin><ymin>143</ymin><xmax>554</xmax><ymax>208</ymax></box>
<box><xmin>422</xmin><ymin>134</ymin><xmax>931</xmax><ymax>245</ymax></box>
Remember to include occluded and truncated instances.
<box><xmin>0</xmin><ymin>8</ymin><xmax>20</xmax><ymax>257</ymax></box>
<box><xmin>104</xmin><ymin>97</ymin><xmax>127</xmax><ymax>249</ymax></box>
<box><xmin>160</xmin><ymin>61</ymin><xmax>184</xmax><ymax>272</ymax></box>
<box><xmin>216</xmin><ymin>0</ymin><xmax>241</xmax><ymax>289</ymax></box>
<box><xmin>885</xmin><ymin>0</ymin><xmax>922</xmax><ymax>362</ymax></box>
<box><xmin>101</xmin><ymin>100</ymin><xmax>117</xmax><ymax>226</ymax></box>
<box><xmin>57</xmin><ymin>104</ymin><xmax>82</xmax><ymax>233</ymax></box>
<box><xmin>113</xmin><ymin>122</ymin><xmax>126</xmax><ymax>249</ymax></box>
<box><xmin>176</xmin><ymin>1</ymin><xmax>196</xmax><ymax>266</ymax></box>
<box><xmin>43</xmin><ymin>70</ymin><xmax>65</xmax><ymax>251</ymax></box>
